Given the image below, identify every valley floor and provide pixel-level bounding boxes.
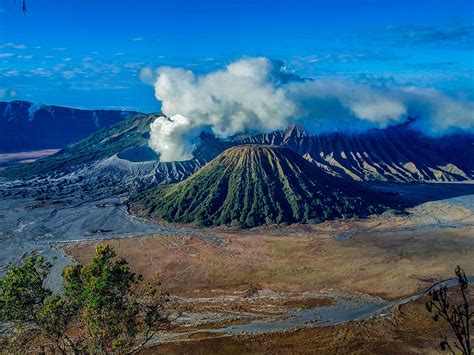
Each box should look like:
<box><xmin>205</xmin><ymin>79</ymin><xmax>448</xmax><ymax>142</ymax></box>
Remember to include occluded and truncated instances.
<box><xmin>0</xmin><ymin>179</ymin><xmax>473</xmax><ymax>353</ymax></box>
<box><xmin>62</xmin><ymin>184</ymin><xmax>474</xmax><ymax>354</ymax></box>
<box><xmin>143</xmin><ymin>296</ymin><xmax>453</xmax><ymax>355</ymax></box>
<box><xmin>0</xmin><ymin>149</ymin><xmax>60</xmax><ymax>167</ymax></box>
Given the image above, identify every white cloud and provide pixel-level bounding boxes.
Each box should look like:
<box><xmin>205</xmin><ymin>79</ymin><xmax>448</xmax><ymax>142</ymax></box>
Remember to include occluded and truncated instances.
<box><xmin>0</xmin><ymin>87</ymin><xmax>17</xmax><ymax>98</ymax></box>
<box><xmin>17</xmin><ymin>55</ymin><xmax>33</xmax><ymax>59</ymax></box>
<box><xmin>131</xmin><ymin>37</ymin><xmax>144</xmax><ymax>41</ymax></box>
<box><xmin>62</xmin><ymin>71</ymin><xmax>76</xmax><ymax>79</ymax></box>
<box><xmin>146</xmin><ymin>57</ymin><xmax>474</xmax><ymax>162</ymax></box>
<box><xmin>0</xmin><ymin>42</ymin><xmax>26</xmax><ymax>49</ymax></box>
<box><xmin>139</xmin><ymin>67</ymin><xmax>155</xmax><ymax>85</ymax></box>
<box><xmin>123</xmin><ymin>62</ymin><xmax>144</xmax><ymax>69</ymax></box>
<box><xmin>53</xmin><ymin>63</ymin><xmax>66</xmax><ymax>71</ymax></box>
<box><xmin>30</xmin><ymin>67</ymin><xmax>52</xmax><ymax>77</ymax></box>
<box><xmin>3</xmin><ymin>70</ymin><xmax>18</xmax><ymax>76</ymax></box>
<box><xmin>0</xmin><ymin>53</ymin><xmax>15</xmax><ymax>58</ymax></box>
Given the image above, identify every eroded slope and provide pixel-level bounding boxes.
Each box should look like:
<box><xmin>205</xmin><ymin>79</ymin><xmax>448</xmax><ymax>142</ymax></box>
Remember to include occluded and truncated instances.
<box><xmin>133</xmin><ymin>145</ymin><xmax>394</xmax><ymax>227</ymax></box>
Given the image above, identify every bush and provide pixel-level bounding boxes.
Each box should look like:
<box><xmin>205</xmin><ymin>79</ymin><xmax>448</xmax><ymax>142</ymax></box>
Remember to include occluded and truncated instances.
<box><xmin>0</xmin><ymin>244</ymin><xmax>173</xmax><ymax>354</ymax></box>
<box><xmin>426</xmin><ymin>266</ymin><xmax>472</xmax><ymax>355</ymax></box>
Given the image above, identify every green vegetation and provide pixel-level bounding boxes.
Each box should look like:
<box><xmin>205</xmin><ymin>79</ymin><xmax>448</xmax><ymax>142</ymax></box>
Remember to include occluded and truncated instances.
<box><xmin>0</xmin><ymin>244</ymin><xmax>171</xmax><ymax>354</ymax></box>
<box><xmin>133</xmin><ymin>145</ymin><xmax>390</xmax><ymax>228</ymax></box>
<box><xmin>1</xmin><ymin>114</ymin><xmax>158</xmax><ymax>179</ymax></box>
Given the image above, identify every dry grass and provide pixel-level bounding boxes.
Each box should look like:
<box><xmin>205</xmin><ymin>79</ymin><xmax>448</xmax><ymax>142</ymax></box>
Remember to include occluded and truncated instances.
<box><xmin>61</xmin><ymin>198</ymin><xmax>474</xmax><ymax>354</ymax></box>
<box><xmin>63</xmin><ymin>226</ymin><xmax>473</xmax><ymax>300</ymax></box>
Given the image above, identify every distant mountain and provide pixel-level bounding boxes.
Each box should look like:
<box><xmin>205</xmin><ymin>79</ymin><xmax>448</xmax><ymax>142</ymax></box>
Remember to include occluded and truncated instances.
<box><xmin>240</xmin><ymin>124</ymin><xmax>474</xmax><ymax>182</ymax></box>
<box><xmin>1</xmin><ymin>113</ymin><xmax>158</xmax><ymax>178</ymax></box>
<box><xmin>132</xmin><ymin>145</ymin><xmax>395</xmax><ymax>228</ymax></box>
<box><xmin>2</xmin><ymin>113</ymin><xmax>473</xmax><ymax>186</ymax></box>
<box><xmin>1</xmin><ymin>114</ymin><xmax>231</xmax><ymax>191</ymax></box>
<box><xmin>0</xmin><ymin>100</ymin><xmax>139</xmax><ymax>152</ymax></box>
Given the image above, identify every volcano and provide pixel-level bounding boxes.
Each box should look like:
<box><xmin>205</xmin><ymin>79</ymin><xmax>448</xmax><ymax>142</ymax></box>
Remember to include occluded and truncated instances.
<box><xmin>133</xmin><ymin>145</ymin><xmax>396</xmax><ymax>228</ymax></box>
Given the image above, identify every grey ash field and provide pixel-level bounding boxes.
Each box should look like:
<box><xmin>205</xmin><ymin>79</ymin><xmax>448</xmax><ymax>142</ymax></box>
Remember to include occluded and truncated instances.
<box><xmin>0</xmin><ymin>108</ymin><xmax>473</xmax><ymax>353</ymax></box>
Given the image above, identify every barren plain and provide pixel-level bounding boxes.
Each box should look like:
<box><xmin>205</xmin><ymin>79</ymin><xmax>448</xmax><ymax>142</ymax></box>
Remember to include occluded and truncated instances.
<box><xmin>60</xmin><ymin>182</ymin><xmax>473</xmax><ymax>353</ymax></box>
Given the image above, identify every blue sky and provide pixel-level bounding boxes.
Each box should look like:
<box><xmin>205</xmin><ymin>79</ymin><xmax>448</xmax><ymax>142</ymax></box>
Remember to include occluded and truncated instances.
<box><xmin>0</xmin><ymin>0</ymin><xmax>473</xmax><ymax>112</ymax></box>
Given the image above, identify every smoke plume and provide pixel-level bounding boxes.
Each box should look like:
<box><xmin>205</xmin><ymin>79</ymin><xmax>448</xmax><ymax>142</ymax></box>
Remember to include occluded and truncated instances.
<box><xmin>142</xmin><ymin>57</ymin><xmax>474</xmax><ymax>162</ymax></box>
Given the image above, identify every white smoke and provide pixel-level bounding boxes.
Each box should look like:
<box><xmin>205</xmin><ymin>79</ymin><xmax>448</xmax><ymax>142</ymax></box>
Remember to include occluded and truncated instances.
<box><xmin>142</xmin><ymin>57</ymin><xmax>474</xmax><ymax>162</ymax></box>
<box><xmin>149</xmin><ymin>114</ymin><xmax>199</xmax><ymax>162</ymax></box>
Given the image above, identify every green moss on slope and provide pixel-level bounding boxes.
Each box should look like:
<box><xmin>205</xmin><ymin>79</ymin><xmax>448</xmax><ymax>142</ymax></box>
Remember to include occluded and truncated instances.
<box><xmin>133</xmin><ymin>145</ymin><xmax>392</xmax><ymax>228</ymax></box>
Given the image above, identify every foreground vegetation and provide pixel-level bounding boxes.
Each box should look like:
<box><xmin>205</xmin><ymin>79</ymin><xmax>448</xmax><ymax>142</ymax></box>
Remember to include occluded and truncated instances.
<box><xmin>426</xmin><ymin>266</ymin><xmax>472</xmax><ymax>354</ymax></box>
<box><xmin>1</xmin><ymin>237</ymin><xmax>471</xmax><ymax>353</ymax></box>
<box><xmin>0</xmin><ymin>244</ymin><xmax>172</xmax><ymax>354</ymax></box>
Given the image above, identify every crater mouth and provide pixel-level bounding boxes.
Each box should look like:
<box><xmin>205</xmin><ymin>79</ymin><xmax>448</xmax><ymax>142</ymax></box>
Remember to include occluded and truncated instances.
<box><xmin>116</xmin><ymin>145</ymin><xmax>159</xmax><ymax>162</ymax></box>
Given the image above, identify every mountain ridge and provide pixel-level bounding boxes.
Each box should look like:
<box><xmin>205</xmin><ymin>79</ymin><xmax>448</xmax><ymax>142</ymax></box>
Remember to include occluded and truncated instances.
<box><xmin>0</xmin><ymin>100</ymin><xmax>140</xmax><ymax>152</ymax></box>
<box><xmin>2</xmin><ymin>113</ymin><xmax>473</xmax><ymax>187</ymax></box>
<box><xmin>240</xmin><ymin>124</ymin><xmax>473</xmax><ymax>182</ymax></box>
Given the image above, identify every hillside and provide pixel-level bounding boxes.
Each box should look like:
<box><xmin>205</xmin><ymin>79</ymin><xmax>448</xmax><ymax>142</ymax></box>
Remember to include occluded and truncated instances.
<box><xmin>1</xmin><ymin>114</ymin><xmax>157</xmax><ymax>178</ymax></box>
<box><xmin>1</xmin><ymin>115</ymin><xmax>232</xmax><ymax>194</ymax></box>
<box><xmin>240</xmin><ymin>124</ymin><xmax>474</xmax><ymax>182</ymax></box>
<box><xmin>0</xmin><ymin>100</ymin><xmax>138</xmax><ymax>152</ymax></box>
<box><xmin>132</xmin><ymin>145</ymin><xmax>395</xmax><ymax>228</ymax></box>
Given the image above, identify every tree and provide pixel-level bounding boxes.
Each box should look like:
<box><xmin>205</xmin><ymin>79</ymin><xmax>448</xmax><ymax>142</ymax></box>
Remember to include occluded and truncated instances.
<box><xmin>426</xmin><ymin>266</ymin><xmax>472</xmax><ymax>355</ymax></box>
<box><xmin>0</xmin><ymin>255</ymin><xmax>53</xmax><ymax>351</ymax></box>
<box><xmin>0</xmin><ymin>244</ymin><xmax>173</xmax><ymax>354</ymax></box>
<box><xmin>0</xmin><ymin>255</ymin><xmax>52</xmax><ymax>322</ymax></box>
